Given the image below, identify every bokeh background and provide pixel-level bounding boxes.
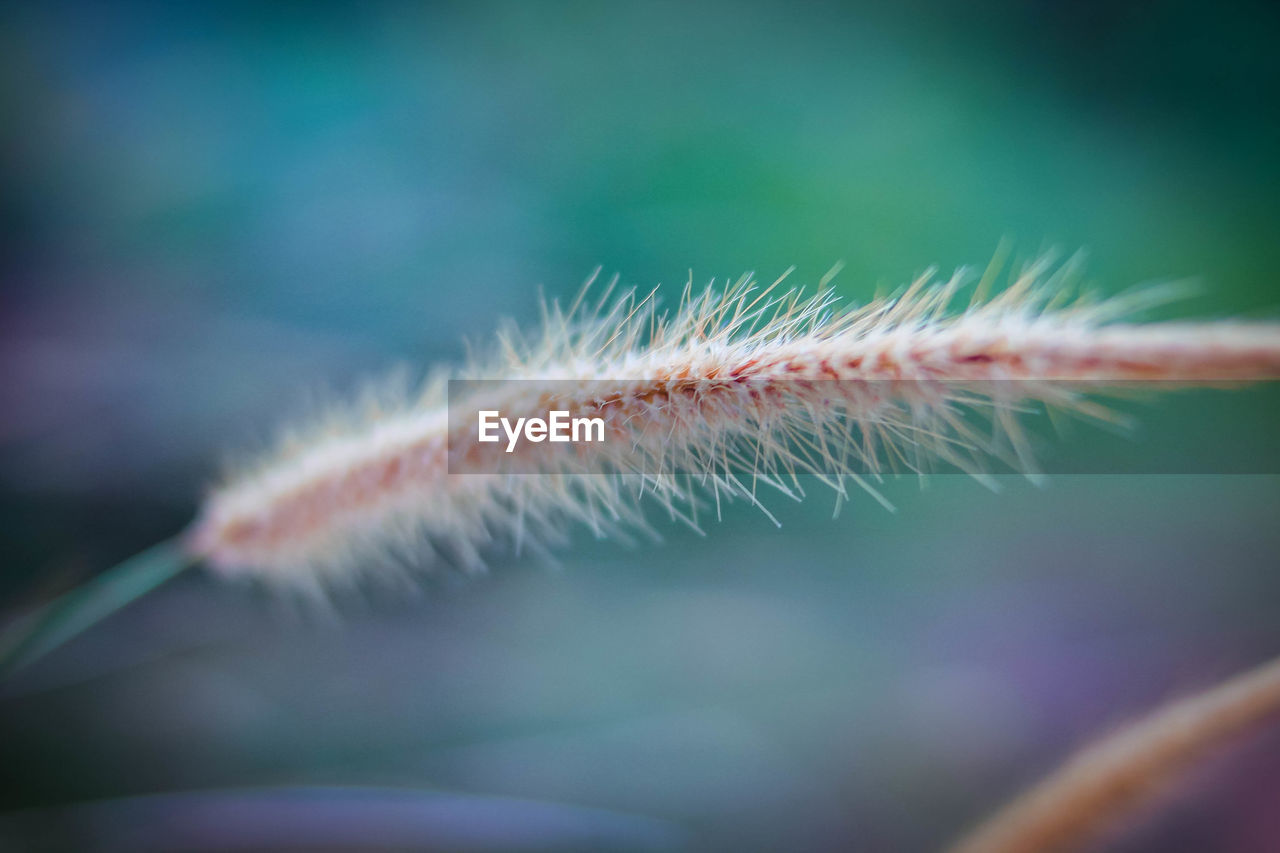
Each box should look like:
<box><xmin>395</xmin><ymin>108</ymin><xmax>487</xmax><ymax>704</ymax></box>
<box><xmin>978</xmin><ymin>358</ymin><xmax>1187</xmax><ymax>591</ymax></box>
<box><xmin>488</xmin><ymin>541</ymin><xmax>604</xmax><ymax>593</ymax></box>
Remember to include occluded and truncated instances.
<box><xmin>3</xmin><ymin>1</ymin><xmax>1280</xmax><ymax>850</ymax></box>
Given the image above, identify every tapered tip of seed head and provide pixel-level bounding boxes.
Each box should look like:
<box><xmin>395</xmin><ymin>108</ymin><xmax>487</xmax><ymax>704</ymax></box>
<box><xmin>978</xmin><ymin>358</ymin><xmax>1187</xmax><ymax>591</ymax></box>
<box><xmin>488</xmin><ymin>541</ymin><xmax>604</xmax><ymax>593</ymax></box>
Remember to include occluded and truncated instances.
<box><xmin>183</xmin><ymin>502</ymin><xmax>260</xmax><ymax>579</ymax></box>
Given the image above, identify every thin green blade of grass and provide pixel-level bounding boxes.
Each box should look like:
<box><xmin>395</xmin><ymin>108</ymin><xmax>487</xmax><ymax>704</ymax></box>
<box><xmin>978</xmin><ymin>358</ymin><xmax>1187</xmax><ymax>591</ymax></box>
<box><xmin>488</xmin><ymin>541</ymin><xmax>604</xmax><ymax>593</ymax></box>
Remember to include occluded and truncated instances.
<box><xmin>0</xmin><ymin>539</ymin><xmax>193</xmax><ymax>678</ymax></box>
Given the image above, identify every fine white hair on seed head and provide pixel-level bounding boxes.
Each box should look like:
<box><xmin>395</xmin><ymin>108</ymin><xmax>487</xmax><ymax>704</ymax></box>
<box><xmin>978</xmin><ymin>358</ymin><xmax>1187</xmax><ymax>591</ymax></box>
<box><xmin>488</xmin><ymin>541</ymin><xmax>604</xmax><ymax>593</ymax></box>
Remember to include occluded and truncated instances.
<box><xmin>185</xmin><ymin>255</ymin><xmax>1280</xmax><ymax>590</ymax></box>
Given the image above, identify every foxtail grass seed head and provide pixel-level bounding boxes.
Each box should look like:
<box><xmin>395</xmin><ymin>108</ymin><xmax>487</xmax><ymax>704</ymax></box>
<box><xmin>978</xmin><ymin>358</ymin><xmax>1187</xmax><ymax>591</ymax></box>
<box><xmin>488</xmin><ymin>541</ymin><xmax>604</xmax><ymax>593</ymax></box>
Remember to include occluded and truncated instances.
<box><xmin>186</xmin><ymin>257</ymin><xmax>1280</xmax><ymax>589</ymax></box>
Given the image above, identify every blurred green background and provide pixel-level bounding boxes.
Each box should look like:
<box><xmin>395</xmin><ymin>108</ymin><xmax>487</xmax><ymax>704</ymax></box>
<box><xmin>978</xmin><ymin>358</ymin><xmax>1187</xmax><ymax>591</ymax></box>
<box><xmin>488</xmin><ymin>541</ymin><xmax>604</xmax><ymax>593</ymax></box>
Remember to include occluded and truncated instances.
<box><xmin>2</xmin><ymin>1</ymin><xmax>1279</xmax><ymax>850</ymax></box>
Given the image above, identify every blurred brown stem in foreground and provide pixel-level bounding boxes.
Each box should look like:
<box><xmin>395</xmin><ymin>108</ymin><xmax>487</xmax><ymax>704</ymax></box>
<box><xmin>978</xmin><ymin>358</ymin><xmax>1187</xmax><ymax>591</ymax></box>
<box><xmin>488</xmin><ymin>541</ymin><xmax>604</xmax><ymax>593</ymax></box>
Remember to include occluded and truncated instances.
<box><xmin>949</xmin><ymin>655</ymin><xmax>1280</xmax><ymax>853</ymax></box>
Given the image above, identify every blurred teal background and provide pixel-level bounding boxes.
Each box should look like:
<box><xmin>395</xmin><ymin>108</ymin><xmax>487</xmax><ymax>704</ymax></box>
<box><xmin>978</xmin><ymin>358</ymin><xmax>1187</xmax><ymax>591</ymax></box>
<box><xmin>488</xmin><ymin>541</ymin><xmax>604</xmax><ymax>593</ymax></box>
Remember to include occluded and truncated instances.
<box><xmin>2</xmin><ymin>1</ymin><xmax>1280</xmax><ymax>851</ymax></box>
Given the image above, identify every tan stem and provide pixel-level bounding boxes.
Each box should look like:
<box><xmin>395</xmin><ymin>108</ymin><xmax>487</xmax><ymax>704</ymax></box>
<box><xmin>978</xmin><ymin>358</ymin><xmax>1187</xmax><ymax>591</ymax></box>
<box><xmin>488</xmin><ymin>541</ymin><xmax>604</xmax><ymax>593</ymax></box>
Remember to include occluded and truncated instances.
<box><xmin>948</xmin><ymin>655</ymin><xmax>1280</xmax><ymax>853</ymax></box>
